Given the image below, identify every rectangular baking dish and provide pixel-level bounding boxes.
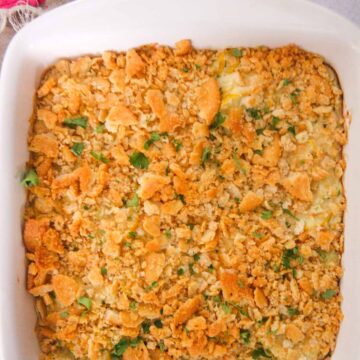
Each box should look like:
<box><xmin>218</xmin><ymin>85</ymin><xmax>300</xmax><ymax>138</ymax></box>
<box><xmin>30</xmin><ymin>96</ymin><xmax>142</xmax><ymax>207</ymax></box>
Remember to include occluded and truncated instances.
<box><xmin>0</xmin><ymin>0</ymin><xmax>359</xmax><ymax>358</ymax></box>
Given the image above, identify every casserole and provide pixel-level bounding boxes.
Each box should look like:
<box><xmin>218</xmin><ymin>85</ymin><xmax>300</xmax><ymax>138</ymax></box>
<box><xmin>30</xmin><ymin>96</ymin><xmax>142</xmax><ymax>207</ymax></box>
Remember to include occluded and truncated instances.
<box><xmin>0</xmin><ymin>0</ymin><xmax>359</xmax><ymax>359</ymax></box>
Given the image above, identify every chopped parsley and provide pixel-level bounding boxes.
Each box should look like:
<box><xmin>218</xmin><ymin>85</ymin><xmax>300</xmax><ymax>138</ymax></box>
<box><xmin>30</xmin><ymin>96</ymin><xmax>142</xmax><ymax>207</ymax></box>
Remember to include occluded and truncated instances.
<box><xmin>321</xmin><ymin>289</ymin><xmax>337</xmax><ymax>300</ymax></box>
<box><xmin>187</xmin><ymin>223</ymin><xmax>195</xmax><ymax>230</ymax></box>
<box><xmin>142</xmin><ymin>321</ymin><xmax>151</xmax><ymax>334</ymax></box>
<box><xmin>177</xmin><ymin>268</ymin><xmax>185</xmax><ymax>276</ymax></box>
<box><xmin>60</xmin><ymin>311</ymin><xmax>69</xmax><ymax>319</ymax></box>
<box><xmin>63</xmin><ymin>116</ymin><xmax>88</xmax><ymax>129</ymax></box>
<box><xmin>193</xmin><ymin>253</ymin><xmax>200</xmax><ymax>262</ymax></box>
<box><xmin>70</xmin><ymin>142</ymin><xmax>84</xmax><ymax>157</ymax></box>
<box><xmin>213</xmin><ymin>295</ymin><xmax>221</xmax><ymax>304</ymax></box>
<box><xmin>126</xmin><ymin>194</ymin><xmax>139</xmax><ymax>208</ymax></box>
<box><xmin>283</xmin><ymin>78</ymin><xmax>291</xmax><ymax>86</ymax></box>
<box><xmin>290</xmin><ymin>89</ymin><xmax>301</xmax><ymax>104</ymax></box>
<box><xmin>195</xmin><ymin>64</ymin><xmax>201</xmax><ymax>70</ymax></box>
<box><xmin>246</xmin><ymin>108</ymin><xmax>261</xmax><ymax>120</ymax></box>
<box><xmin>287</xmin><ymin>126</ymin><xmax>296</xmax><ymax>136</ymax></box>
<box><xmin>261</xmin><ymin>210</ymin><xmax>273</xmax><ymax>220</ymax></box>
<box><xmin>256</xmin><ymin>127</ymin><xmax>265</xmax><ymax>135</ymax></box>
<box><xmin>287</xmin><ymin>307</ymin><xmax>300</xmax><ymax>316</ymax></box>
<box><xmin>208</xmin><ymin>264</ymin><xmax>215</xmax><ymax>272</ymax></box>
<box><xmin>209</xmin><ymin>112</ymin><xmax>226</xmax><ymax>130</ymax></box>
<box><xmin>21</xmin><ymin>169</ymin><xmax>39</xmax><ymax>187</ymax></box>
<box><xmin>100</xmin><ymin>267</ymin><xmax>107</xmax><ymax>276</ymax></box>
<box><xmin>129</xmin><ymin>301</ymin><xmax>137</xmax><ymax>311</ymax></box>
<box><xmin>128</xmin><ymin>231</ymin><xmax>137</xmax><ymax>239</ymax></box>
<box><xmin>144</xmin><ymin>132</ymin><xmax>161</xmax><ymax>150</ymax></box>
<box><xmin>129</xmin><ymin>151</ymin><xmax>149</xmax><ymax>169</ymax></box>
<box><xmin>282</xmin><ymin>246</ymin><xmax>300</xmax><ymax>269</ymax></box>
<box><xmin>283</xmin><ymin>208</ymin><xmax>299</xmax><ymax>220</ymax></box>
<box><xmin>111</xmin><ymin>337</ymin><xmax>142</xmax><ymax>359</ymax></box>
<box><xmin>159</xmin><ymin>340</ymin><xmax>165</xmax><ymax>352</ymax></box>
<box><xmin>252</xmin><ymin>232</ymin><xmax>264</xmax><ymax>239</ymax></box>
<box><xmin>182</xmin><ymin>66</ymin><xmax>189</xmax><ymax>73</ymax></box>
<box><xmin>154</xmin><ymin>319</ymin><xmax>163</xmax><ymax>328</ymax></box>
<box><xmin>201</xmin><ymin>147</ymin><xmax>211</xmax><ymax>166</ymax></box>
<box><xmin>173</xmin><ymin>139</ymin><xmax>183</xmax><ymax>152</ymax></box>
<box><xmin>189</xmin><ymin>262</ymin><xmax>196</xmax><ymax>275</ymax></box>
<box><xmin>175</xmin><ymin>193</ymin><xmax>186</xmax><ymax>204</ymax></box>
<box><xmin>164</xmin><ymin>229</ymin><xmax>172</xmax><ymax>238</ymax></box>
<box><xmin>240</xmin><ymin>329</ymin><xmax>251</xmax><ymax>344</ymax></box>
<box><xmin>269</xmin><ymin>116</ymin><xmax>280</xmax><ymax>131</ymax></box>
<box><xmin>221</xmin><ymin>302</ymin><xmax>232</xmax><ymax>314</ymax></box>
<box><xmin>78</xmin><ymin>296</ymin><xmax>92</xmax><ymax>310</ymax></box>
<box><xmin>232</xmin><ymin>48</ymin><xmax>243</xmax><ymax>58</ymax></box>
<box><xmin>258</xmin><ymin>316</ymin><xmax>269</xmax><ymax>325</ymax></box>
<box><xmin>145</xmin><ymin>281</ymin><xmax>158</xmax><ymax>292</ymax></box>
<box><xmin>252</xmin><ymin>347</ymin><xmax>272</xmax><ymax>359</ymax></box>
<box><xmin>254</xmin><ymin>149</ymin><xmax>263</xmax><ymax>155</ymax></box>
<box><xmin>90</xmin><ymin>150</ymin><xmax>109</xmax><ymax>163</ymax></box>
<box><xmin>95</xmin><ymin>124</ymin><xmax>105</xmax><ymax>133</ymax></box>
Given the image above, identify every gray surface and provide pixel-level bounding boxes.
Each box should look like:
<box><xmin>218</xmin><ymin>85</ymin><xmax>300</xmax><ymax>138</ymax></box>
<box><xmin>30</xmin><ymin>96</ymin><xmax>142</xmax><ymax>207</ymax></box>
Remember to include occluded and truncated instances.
<box><xmin>310</xmin><ymin>0</ymin><xmax>360</xmax><ymax>25</ymax></box>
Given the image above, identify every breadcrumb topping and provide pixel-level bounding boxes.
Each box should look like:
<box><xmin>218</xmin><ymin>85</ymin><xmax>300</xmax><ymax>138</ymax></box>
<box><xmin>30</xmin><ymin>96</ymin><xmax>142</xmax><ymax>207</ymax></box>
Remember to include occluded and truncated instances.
<box><xmin>23</xmin><ymin>41</ymin><xmax>346</xmax><ymax>360</ymax></box>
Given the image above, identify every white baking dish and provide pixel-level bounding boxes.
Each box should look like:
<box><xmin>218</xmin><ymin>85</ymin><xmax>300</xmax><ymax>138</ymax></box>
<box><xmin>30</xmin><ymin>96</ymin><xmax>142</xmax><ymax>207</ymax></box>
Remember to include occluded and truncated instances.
<box><xmin>0</xmin><ymin>0</ymin><xmax>359</xmax><ymax>358</ymax></box>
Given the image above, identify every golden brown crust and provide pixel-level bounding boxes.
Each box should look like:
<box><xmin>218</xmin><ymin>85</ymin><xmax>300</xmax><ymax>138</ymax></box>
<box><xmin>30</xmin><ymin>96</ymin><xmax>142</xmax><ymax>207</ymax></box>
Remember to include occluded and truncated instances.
<box><xmin>24</xmin><ymin>42</ymin><xmax>346</xmax><ymax>360</ymax></box>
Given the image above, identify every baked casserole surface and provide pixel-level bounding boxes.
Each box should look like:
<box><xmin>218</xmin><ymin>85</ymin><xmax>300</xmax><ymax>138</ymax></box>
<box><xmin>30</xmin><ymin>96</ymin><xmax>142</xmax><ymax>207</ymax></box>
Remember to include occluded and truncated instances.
<box><xmin>23</xmin><ymin>40</ymin><xmax>346</xmax><ymax>360</ymax></box>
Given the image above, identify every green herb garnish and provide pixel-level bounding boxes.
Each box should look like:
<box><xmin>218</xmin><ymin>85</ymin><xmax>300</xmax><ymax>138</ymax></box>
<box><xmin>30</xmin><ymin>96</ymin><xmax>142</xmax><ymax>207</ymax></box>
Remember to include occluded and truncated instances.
<box><xmin>252</xmin><ymin>347</ymin><xmax>272</xmax><ymax>359</ymax></box>
<box><xmin>154</xmin><ymin>319</ymin><xmax>163</xmax><ymax>328</ymax></box>
<box><xmin>189</xmin><ymin>263</ymin><xmax>195</xmax><ymax>275</ymax></box>
<box><xmin>321</xmin><ymin>289</ymin><xmax>337</xmax><ymax>300</ymax></box>
<box><xmin>256</xmin><ymin>127</ymin><xmax>265</xmax><ymax>135</ymax></box>
<box><xmin>142</xmin><ymin>321</ymin><xmax>151</xmax><ymax>334</ymax></box>
<box><xmin>129</xmin><ymin>301</ymin><xmax>137</xmax><ymax>311</ymax></box>
<box><xmin>240</xmin><ymin>329</ymin><xmax>251</xmax><ymax>344</ymax></box>
<box><xmin>144</xmin><ymin>132</ymin><xmax>161</xmax><ymax>150</ymax></box>
<box><xmin>128</xmin><ymin>231</ymin><xmax>137</xmax><ymax>239</ymax></box>
<box><xmin>283</xmin><ymin>79</ymin><xmax>291</xmax><ymax>86</ymax></box>
<box><xmin>261</xmin><ymin>211</ymin><xmax>273</xmax><ymax>220</ymax></box>
<box><xmin>210</xmin><ymin>112</ymin><xmax>226</xmax><ymax>130</ymax></box>
<box><xmin>126</xmin><ymin>194</ymin><xmax>139</xmax><ymax>208</ymax></box>
<box><xmin>145</xmin><ymin>281</ymin><xmax>158</xmax><ymax>292</ymax></box>
<box><xmin>21</xmin><ymin>169</ymin><xmax>39</xmax><ymax>188</ymax></box>
<box><xmin>101</xmin><ymin>267</ymin><xmax>107</xmax><ymax>276</ymax></box>
<box><xmin>90</xmin><ymin>150</ymin><xmax>109</xmax><ymax>163</ymax></box>
<box><xmin>232</xmin><ymin>48</ymin><xmax>243</xmax><ymax>58</ymax></box>
<box><xmin>201</xmin><ymin>147</ymin><xmax>211</xmax><ymax>166</ymax></box>
<box><xmin>193</xmin><ymin>253</ymin><xmax>200</xmax><ymax>262</ymax></box>
<box><xmin>221</xmin><ymin>302</ymin><xmax>232</xmax><ymax>314</ymax></box>
<box><xmin>282</xmin><ymin>246</ymin><xmax>299</xmax><ymax>269</ymax></box>
<box><xmin>246</xmin><ymin>108</ymin><xmax>261</xmax><ymax>120</ymax></box>
<box><xmin>60</xmin><ymin>311</ymin><xmax>69</xmax><ymax>319</ymax></box>
<box><xmin>78</xmin><ymin>296</ymin><xmax>92</xmax><ymax>310</ymax></box>
<box><xmin>287</xmin><ymin>307</ymin><xmax>300</xmax><ymax>316</ymax></box>
<box><xmin>290</xmin><ymin>89</ymin><xmax>301</xmax><ymax>104</ymax></box>
<box><xmin>173</xmin><ymin>139</ymin><xmax>183</xmax><ymax>152</ymax></box>
<box><xmin>287</xmin><ymin>126</ymin><xmax>296</xmax><ymax>136</ymax></box>
<box><xmin>95</xmin><ymin>124</ymin><xmax>105</xmax><ymax>133</ymax></box>
<box><xmin>283</xmin><ymin>208</ymin><xmax>299</xmax><ymax>220</ymax></box>
<box><xmin>254</xmin><ymin>149</ymin><xmax>263</xmax><ymax>155</ymax></box>
<box><xmin>164</xmin><ymin>229</ymin><xmax>172</xmax><ymax>238</ymax></box>
<box><xmin>159</xmin><ymin>340</ymin><xmax>165</xmax><ymax>352</ymax></box>
<box><xmin>111</xmin><ymin>337</ymin><xmax>142</xmax><ymax>359</ymax></box>
<box><xmin>252</xmin><ymin>232</ymin><xmax>264</xmax><ymax>239</ymax></box>
<box><xmin>269</xmin><ymin>116</ymin><xmax>280</xmax><ymax>131</ymax></box>
<box><xmin>63</xmin><ymin>116</ymin><xmax>88</xmax><ymax>129</ymax></box>
<box><xmin>71</xmin><ymin>142</ymin><xmax>84</xmax><ymax>157</ymax></box>
<box><xmin>129</xmin><ymin>151</ymin><xmax>149</xmax><ymax>169</ymax></box>
<box><xmin>182</xmin><ymin>67</ymin><xmax>189</xmax><ymax>73</ymax></box>
<box><xmin>177</xmin><ymin>268</ymin><xmax>185</xmax><ymax>276</ymax></box>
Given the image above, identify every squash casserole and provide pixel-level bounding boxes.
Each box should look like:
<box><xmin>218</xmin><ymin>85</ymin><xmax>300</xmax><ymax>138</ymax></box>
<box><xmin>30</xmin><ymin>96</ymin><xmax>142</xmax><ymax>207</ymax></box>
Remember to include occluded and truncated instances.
<box><xmin>22</xmin><ymin>40</ymin><xmax>346</xmax><ymax>359</ymax></box>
